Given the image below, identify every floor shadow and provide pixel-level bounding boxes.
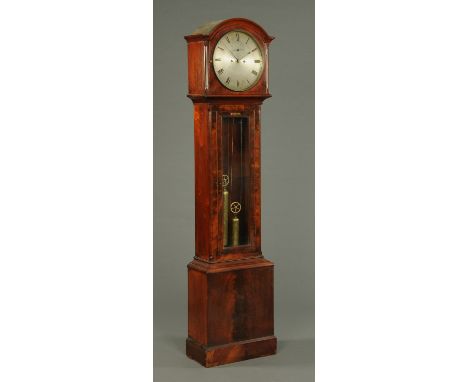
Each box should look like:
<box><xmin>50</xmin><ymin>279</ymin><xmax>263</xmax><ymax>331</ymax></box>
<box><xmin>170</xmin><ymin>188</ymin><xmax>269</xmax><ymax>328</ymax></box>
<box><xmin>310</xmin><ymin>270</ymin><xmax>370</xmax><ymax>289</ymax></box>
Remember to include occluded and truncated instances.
<box><xmin>277</xmin><ymin>338</ymin><xmax>315</xmax><ymax>366</ymax></box>
<box><xmin>154</xmin><ymin>335</ymin><xmax>198</xmax><ymax>368</ymax></box>
<box><xmin>166</xmin><ymin>335</ymin><xmax>186</xmax><ymax>354</ymax></box>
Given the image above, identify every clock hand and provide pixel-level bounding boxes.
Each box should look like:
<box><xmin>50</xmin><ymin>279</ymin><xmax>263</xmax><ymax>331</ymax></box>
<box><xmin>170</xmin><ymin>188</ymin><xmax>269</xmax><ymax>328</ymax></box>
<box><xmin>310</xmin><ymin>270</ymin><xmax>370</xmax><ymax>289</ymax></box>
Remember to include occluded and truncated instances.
<box><xmin>221</xmin><ymin>44</ymin><xmax>239</xmax><ymax>62</ymax></box>
<box><xmin>238</xmin><ymin>48</ymin><xmax>257</xmax><ymax>62</ymax></box>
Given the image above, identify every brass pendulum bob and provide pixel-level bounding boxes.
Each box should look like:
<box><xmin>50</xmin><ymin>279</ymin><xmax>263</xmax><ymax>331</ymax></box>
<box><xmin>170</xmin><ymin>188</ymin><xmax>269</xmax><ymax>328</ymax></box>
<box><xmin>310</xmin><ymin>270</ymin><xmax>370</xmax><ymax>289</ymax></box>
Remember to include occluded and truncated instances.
<box><xmin>222</xmin><ymin>175</ymin><xmax>230</xmax><ymax>246</ymax></box>
<box><xmin>230</xmin><ymin>201</ymin><xmax>242</xmax><ymax>246</ymax></box>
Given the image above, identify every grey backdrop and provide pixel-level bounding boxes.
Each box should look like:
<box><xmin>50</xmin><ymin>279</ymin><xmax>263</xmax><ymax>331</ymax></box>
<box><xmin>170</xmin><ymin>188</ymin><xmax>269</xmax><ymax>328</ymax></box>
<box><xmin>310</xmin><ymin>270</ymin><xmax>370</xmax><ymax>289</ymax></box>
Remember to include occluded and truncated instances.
<box><xmin>155</xmin><ymin>0</ymin><xmax>314</xmax><ymax>380</ymax></box>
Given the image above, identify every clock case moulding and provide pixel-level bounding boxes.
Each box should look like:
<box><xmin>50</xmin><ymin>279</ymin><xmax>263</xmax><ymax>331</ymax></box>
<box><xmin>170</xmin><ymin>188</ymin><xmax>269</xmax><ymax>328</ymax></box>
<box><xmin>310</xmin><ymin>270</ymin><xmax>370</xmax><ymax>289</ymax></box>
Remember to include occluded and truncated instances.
<box><xmin>184</xmin><ymin>18</ymin><xmax>277</xmax><ymax>368</ymax></box>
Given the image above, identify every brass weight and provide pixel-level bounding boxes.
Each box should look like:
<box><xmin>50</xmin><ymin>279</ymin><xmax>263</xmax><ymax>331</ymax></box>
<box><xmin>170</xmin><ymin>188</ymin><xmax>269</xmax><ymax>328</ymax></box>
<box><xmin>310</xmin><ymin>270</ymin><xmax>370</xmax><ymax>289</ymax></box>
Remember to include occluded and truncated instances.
<box><xmin>232</xmin><ymin>216</ymin><xmax>239</xmax><ymax>246</ymax></box>
<box><xmin>230</xmin><ymin>201</ymin><xmax>242</xmax><ymax>246</ymax></box>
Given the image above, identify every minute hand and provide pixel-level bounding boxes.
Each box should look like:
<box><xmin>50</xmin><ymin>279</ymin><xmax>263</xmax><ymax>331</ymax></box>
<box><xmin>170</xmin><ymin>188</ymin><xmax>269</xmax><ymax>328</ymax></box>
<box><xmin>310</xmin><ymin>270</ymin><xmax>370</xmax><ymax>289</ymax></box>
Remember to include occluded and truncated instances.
<box><xmin>239</xmin><ymin>48</ymin><xmax>257</xmax><ymax>61</ymax></box>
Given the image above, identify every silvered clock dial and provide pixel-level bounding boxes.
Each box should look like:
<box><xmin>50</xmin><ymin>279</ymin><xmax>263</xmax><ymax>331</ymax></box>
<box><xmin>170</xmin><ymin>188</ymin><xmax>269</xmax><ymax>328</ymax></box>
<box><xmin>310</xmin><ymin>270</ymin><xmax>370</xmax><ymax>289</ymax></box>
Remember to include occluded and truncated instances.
<box><xmin>212</xmin><ymin>30</ymin><xmax>264</xmax><ymax>91</ymax></box>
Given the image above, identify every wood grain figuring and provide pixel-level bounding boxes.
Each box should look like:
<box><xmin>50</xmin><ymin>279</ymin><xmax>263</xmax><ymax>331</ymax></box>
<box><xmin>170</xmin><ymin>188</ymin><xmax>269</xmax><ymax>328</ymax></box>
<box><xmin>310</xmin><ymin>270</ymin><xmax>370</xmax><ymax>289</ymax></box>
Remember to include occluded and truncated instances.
<box><xmin>207</xmin><ymin>271</ymin><xmax>236</xmax><ymax>345</ymax></box>
<box><xmin>209</xmin><ymin>107</ymin><xmax>219</xmax><ymax>260</ymax></box>
<box><xmin>187</xmin><ymin>258</ymin><xmax>276</xmax><ymax>366</ymax></box>
<box><xmin>194</xmin><ymin>103</ymin><xmax>211</xmax><ymax>261</ymax></box>
<box><xmin>186</xmin><ymin>336</ymin><xmax>277</xmax><ymax>368</ymax></box>
<box><xmin>188</xmin><ymin>256</ymin><xmax>273</xmax><ymax>273</ymax></box>
<box><xmin>253</xmin><ymin>106</ymin><xmax>262</xmax><ymax>249</ymax></box>
<box><xmin>187</xmin><ymin>269</ymin><xmax>207</xmax><ymax>344</ymax></box>
<box><xmin>207</xmin><ymin>264</ymin><xmax>274</xmax><ymax>345</ymax></box>
<box><xmin>187</xmin><ymin>40</ymin><xmax>206</xmax><ymax>95</ymax></box>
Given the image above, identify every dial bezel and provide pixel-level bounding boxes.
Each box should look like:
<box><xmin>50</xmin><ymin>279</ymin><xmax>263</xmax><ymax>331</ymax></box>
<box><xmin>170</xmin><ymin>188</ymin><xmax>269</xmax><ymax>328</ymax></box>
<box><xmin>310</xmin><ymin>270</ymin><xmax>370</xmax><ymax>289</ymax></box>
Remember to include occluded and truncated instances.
<box><xmin>212</xmin><ymin>30</ymin><xmax>265</xmax><ymax>92</ymax></box>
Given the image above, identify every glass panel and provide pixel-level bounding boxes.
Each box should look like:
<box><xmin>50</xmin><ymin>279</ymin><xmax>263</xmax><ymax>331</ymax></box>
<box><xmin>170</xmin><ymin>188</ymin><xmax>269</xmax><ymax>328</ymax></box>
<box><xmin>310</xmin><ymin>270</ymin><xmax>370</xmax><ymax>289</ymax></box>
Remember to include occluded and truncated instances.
<box><xmin>221</xmin><ymin>116</ymin><xmax>250</xmax><ymax>249</ymax></box>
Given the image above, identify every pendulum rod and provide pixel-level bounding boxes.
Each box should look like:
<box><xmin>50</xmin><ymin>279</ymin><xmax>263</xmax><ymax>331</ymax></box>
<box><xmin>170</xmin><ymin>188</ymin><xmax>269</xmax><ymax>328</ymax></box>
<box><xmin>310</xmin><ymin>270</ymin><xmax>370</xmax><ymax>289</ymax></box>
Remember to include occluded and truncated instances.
<box><xmin>230</xmin><ymin>117</ymin><xmax>233</xmax><ymax>201</ymax></box>
<box><xmin>230</xmin><ymin>117</ymin><xmax>243</xmax><ymax>247</ymax></box>
<box><xmin>239</xmin><ymin>118</ymin><xmax>243</xmax><ymax>244</ymax></box>
<box><xmin>222</xmin><ymin>175</ymin><xmax>229</xmax><ymax>247</ymax></box>
<box><xmin>230</xmin><ymin>118</ymin><xmax>236</xmax><ymax>246</ymax></box>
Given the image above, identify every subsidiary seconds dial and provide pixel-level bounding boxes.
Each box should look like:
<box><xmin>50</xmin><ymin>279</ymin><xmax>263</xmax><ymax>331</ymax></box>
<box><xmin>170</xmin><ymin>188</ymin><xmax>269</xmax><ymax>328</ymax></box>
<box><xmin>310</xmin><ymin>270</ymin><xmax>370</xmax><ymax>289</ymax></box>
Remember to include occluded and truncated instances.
<box><xmin>212</xmin><ymin>31</ymin><xmax>264</xmax><ymax>91</ymax></box>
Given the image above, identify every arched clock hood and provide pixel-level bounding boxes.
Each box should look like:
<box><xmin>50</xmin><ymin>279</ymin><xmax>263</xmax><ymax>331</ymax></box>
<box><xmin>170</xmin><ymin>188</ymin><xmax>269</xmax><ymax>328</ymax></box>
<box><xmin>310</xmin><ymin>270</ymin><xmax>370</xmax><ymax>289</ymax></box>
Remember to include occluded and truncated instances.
<box><xmin>184</xmin><ymin>18</ymin><xmax>274</xmax><ymax>100</ymax></box>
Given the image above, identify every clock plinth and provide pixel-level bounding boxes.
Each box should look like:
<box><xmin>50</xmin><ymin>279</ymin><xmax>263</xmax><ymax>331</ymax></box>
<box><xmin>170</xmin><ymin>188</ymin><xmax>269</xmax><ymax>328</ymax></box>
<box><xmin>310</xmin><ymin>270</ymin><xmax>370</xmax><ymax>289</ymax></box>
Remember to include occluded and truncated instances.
<box><xmin>186</xmin><ymin>257</ymin><xmax>276</xmax><ymax>367</ymax></box>
<box><xmin>185</xmin><ymin>18</ymin><xmax>276</xmax><ymax>367</ymax></box>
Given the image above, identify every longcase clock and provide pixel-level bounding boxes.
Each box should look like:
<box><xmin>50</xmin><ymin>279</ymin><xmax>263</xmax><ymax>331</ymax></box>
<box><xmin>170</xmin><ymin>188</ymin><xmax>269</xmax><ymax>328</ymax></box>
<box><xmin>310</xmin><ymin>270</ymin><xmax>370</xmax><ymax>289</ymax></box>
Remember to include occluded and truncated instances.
<box><xmin>184</xmin><ymin>18</ymin><xmax>276</xmax><ymax>367</ymax></box>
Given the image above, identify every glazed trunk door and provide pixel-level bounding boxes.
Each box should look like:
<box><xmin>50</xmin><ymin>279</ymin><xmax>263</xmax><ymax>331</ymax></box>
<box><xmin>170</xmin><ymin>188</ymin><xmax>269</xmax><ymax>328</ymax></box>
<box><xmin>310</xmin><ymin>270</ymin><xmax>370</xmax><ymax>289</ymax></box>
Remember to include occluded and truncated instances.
<box><xmin>215</xmin><ymin>108</ymin><xmax>260</xmax><ymax>260</ymax></box>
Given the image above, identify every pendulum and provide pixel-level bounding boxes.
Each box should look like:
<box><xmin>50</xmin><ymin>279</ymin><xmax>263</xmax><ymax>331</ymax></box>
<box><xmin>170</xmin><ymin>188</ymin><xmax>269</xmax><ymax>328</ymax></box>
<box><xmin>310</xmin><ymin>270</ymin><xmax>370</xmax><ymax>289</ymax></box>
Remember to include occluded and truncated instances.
<box><xmin>230</xmin><ymin>201</ymin><xmax>242</xmax><ymax>246</ymax></box>
<box><xmin>222</xmin><ymin>174</ymin><xmax>230</xmax><ymax>246</ymax></box>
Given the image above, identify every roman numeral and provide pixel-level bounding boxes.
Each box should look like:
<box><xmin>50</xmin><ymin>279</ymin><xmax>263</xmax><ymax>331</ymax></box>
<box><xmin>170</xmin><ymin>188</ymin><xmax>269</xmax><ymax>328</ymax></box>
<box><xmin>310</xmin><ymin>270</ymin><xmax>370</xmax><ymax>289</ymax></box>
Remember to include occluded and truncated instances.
<box><xmin>236</xmin><ymin>33</ymin><xmax>239</xmax><ymax>41</ymax></box>
<box><xmin>237</xmin><ymin>80</ymin><xmax>239</xmax><ymax>87</ymax></box>
<box><xmin>251</xmin><ymin>70</ymin><xmax>258</xmax><ymax>76</ymax></box>
<box><xmin>245</xmin><ymin>37</ymin><xmax>250</xmax><ymax>44</ymax></box>
<box><xmin>226</xmin><ymin>36</ymin><xmax>230</xmax><ymax>43</ymax></box>
<box><xmin>217</xmin><ymin>68</ymin><xmax>224</xmax><ymax>75</ymax></box>
<box><xmin>226</xmin><ymin>77</ymin><xmax>231</xmax><ymax>84</ymax></box>
<box><xmin>252</xmin><ymin>48</ymin><xmax>257</xmax><ymax>52</ymax></box>
<box><xmin>254</xmin><ymin>60</ymin><xmax>261</xmax><ymax>63</ymax></box>
<box><xmin>215</xmin><ymin>58</ymin><xmax>221</xmax><ymax>61</ymax></box>
<box><xmin>217</xmin><ymin>47</ymin><xmax>224</xmax><ymax>50</ymax></box>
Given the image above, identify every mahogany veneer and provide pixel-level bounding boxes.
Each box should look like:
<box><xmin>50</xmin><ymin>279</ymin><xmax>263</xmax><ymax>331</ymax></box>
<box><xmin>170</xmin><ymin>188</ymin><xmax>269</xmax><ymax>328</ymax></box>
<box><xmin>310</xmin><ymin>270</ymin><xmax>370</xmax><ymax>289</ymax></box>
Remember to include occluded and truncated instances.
<box><xmin>186</xmin><ymin>258</ymin><xmax>275</xmax><ymax>367</ymax></box>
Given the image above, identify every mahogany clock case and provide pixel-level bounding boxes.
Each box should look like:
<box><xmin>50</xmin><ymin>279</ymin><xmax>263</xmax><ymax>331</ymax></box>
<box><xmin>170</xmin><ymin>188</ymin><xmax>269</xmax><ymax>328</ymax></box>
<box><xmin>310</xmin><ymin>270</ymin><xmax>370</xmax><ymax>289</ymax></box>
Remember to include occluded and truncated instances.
<box><xmin>185</xmin><ymin>19</ymin><xmax>277</xmax><ymax>367</ymax></box>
